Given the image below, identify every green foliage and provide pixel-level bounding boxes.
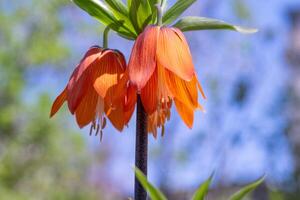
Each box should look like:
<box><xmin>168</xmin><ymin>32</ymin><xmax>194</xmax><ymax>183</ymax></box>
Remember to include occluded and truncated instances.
<box><xmin>71</xmin><ymin>0</ymin><xmax>256</xmax><ymax>39</ymax></box>
<box><xmin>173</xmin><ymin>16</ymin><xmax>258</xmax><ymax>33</ymax></box>
<box><xmin>103</xmin><ymin>0</ymin><xmax>136</xmax><ymax>33</ymax></box>
<box><xmin>191</xmin><ymin>173</ymin><xmax>213</xmax><ymax>200</ymax></box>
<box><xmin>229</xmin><ymin>176</ymin><xmax>265</xmax><ymax>200</ymax></box>
<box><xmin>269</xmin><ymin>189</ymin><xmax>285</xmax><ymax>200</ymax></box>
<box><xmin>73</xmin><ymin>0</ymin><xmax>136</xmax><ymax>39</ymax></box>
<box><xmin>134</xmin><ymin>168</ymin><xmax>265</xmax><ymax>200</ymax></box>
<box><xmin>134</xmin><ymin>167</ymin><xmax>168</xmax><ymax>200</ymax></box>
<box><xmin>128</xmin><ymin>0</ymin><xmax>153</xmax><ymax>33</ymax></box>
<box><xmin>162</xmin><ymin>0</ymin><xmax>196</xmax><ymax>25</ymax></box>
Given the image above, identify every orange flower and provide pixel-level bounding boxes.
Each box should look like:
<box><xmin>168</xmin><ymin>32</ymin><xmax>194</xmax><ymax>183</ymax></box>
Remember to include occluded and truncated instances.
<box><xmin>50</xmin><ymin>46</ymin><xmax>133</xmax><ymax>135</ymax></box>
<box><xmin>128</xmin><ymin>26</ymin><xmax>206</xmax><ymax>136</ymax></box>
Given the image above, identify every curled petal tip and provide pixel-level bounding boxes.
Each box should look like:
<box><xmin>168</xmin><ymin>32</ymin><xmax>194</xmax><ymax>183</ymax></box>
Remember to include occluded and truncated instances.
<box><xmin>50</xmin><ymin>88</ymin><xmax>67</xmax><ymax>118</ymax></box>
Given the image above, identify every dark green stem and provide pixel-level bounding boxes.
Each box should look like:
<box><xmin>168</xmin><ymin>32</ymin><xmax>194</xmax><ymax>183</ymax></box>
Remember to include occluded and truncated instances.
<box><xmin>134</xmin><ymin>95</ymin><xmax>148</xmax><ymax>200</ymax></box>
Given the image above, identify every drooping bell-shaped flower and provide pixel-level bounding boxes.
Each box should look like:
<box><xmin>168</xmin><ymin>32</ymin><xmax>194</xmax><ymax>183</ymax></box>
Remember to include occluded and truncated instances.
<box><xmin>50</xmin><ymin>46</ymin><xmax>133</xmax><ymax>135</ymax></box>
<box><xmin>128</xmin><ymin>25</ymin><xmax>206</xmax><ymax>136</ymax></box>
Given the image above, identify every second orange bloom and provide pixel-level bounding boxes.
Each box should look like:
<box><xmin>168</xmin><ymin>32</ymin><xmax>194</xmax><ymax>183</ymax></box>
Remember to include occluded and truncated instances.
<box><xmin>128</xmin><ymin>25</ymin><xmax>206</xmax><ymax>136</ymax></box>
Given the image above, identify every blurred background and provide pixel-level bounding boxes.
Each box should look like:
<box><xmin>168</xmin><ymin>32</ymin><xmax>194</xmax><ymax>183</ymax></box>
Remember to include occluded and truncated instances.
<box><xmin>1</xmin><ymin>0</ymin><xmax>300</xmax><ymax>199</ymax></box>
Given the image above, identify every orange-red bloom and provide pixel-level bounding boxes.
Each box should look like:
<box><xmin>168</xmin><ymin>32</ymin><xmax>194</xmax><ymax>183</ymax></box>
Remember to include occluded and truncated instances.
<box><xmin>128</xmin><ymin>26</ymin><xmax>206</xmax><ymax>136</ymax></box>
<box><xmin>50</xmin><ymin>46</ymin><xmax>133</xmax><ymax>134</ymax></box>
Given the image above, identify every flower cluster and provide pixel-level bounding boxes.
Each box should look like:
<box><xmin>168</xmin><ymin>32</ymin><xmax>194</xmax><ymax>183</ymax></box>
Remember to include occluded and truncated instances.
<box><xmin>50</xmin><ymin>26</ymin><xmax>206</xmax><ymax>138</ymax></box>
<box><xmin>50</xmin><ymin>0</ymin><xmax>256</xmax><ymax>139</ymax></box>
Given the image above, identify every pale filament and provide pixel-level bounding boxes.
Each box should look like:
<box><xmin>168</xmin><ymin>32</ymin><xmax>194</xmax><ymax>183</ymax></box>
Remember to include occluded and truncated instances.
<box><xmin>148</xmin><ymin>63</ymin><xmax>172</xmax><ymax>136</ymax></box>
<box><xmin>89</xmin><ymin>97</ymin><xmax>106</xmax><ymax>141</ymax></box>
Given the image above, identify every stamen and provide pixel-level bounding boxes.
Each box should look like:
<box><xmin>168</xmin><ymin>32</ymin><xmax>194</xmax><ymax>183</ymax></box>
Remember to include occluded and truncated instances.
<box><xmin>100</xmin><ymin>130</ymin><xmax>103</xmax><ymax>142</ymax></box>
<box><xmin>101</xmin><ymin>117</ymin><xmax>107</xmax><ymax>129</ymax></box>
<box><xmin>89</xmin><ymin>120</ymin><xmax>96</xmax><ymax>136</ymax></box>
<box><xmin>95</xmin><ymin>123</ymin><xmax>100</xmax><ymax>136</ymax></box>
<box><xmin>161</xmin><ymin>125</ymin><xmax>165</xmax><ymax>137</ymax></box>
<box><xmin>89</xmin><ymin>124</ymin><xmax>94</xmax><ymax>136</ymax></box>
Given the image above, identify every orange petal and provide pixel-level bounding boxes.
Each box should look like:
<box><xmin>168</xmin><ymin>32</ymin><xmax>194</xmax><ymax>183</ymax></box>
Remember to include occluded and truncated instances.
<box><xmin>50</xmin><ymin>87</ymin><xmax>67</xmax><ymax>117</ymax></box>
<box><xmin>157</xmin><ymin>62</ymin><xmax>173</xmax><ymax>100</ymax></box>
<box><xmin>140</xmin><ymin>68</ymin><xmax>158</xmax><ymax>114</ymax></box>
<box><xmin>114</xmin><ymin>50</ymin><xmax>127</xmax><ymax>71</ymax></box>
<box><xmin>124</xmin><ymin>84</ymin><xmax>137</xmax><ymax>124</ymax></box>
<box><xmin>74</xmin><ymin>87</ymin><xmax>98</xmax><ymax>128</ymax></box>
<box><xmin>73</xmin><ymin>46</ymin><xmax>103</xmax><ymax>78</ymax></box>
<box><xmin>105</xmin><ymin>102</ymin><xmax>125</xmax><ymax>131</ymax></box>
<box><xmin>93</xmin><ymin>51</ymin><xmax>127</xmax><ymax>106</ymax></box>
<box><xmin>67</xmin><ymin>46</ymin><xmax>103</xmax><ymax>113</ymax></box>
<box><xmin>124</xmin><ymin>104</ymin><xmax>135</xmax><ymax>125</ymax></box>
<box><xmin>128</xmin><ymin>26</ymin><xmax>159</xmax><ymax>90</ymax></box>
<box><xmin>157</xmin><ymin>27</ymin><xmax>195</xmax><ymax>81</ymax></box>
<box><xmin>174</xmin><ymin>99</ymin><xmax>194</xmax><ymax>128</ymax></box>
<box><xmin>125</xmin><ymin>84</ymin><xmax>137</xmax><ymax>112</ymax></box>
<box><xmin>195</xmin><ymin>74</ymin><xmax>206</xmax><ymax>99</ymax></box>
<box><xmin>165</xmin><ymin>71</ymin><xmax>198</xmax><ymax>110</ymax></box>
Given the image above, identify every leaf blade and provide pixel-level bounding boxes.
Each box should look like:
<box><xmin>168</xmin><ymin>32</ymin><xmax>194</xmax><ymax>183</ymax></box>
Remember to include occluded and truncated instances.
<box><xmin>173</xmin><ymin>16</ymin><xmax>258</xmax><ymax>34</ymax></box>
<box><xmin>103</xmin><ymin>0</ymin><xmax>136</xmax><ymax>34</ymax></box>
<box><xmin>134</xmin><ymin>167</ymin><xmax>167</xmax><ymax>200</ymax></box>
<box><xmin>229</xmin><ymin>175</ymin><xmax>265</xmax><ymax>200</ymax></box>
<box><xmin>129</xmin><ymin>0</ymin><xmax>153</xmax><ymax>33</ymax></box>
<box><xmin>192</xmin><ymin>173</ymin><xmax>214</xmax><ymax>200</ymax></box>
<box><xmin>73</xmin><ymin>0</ymin><xmax>136</xmax><ymax>38</ymax></box>
<box><xmin>104</xmin><ymin>0</ymin><xmax>128</xmax><ymax>16</ymax></box>
<box><xmin>162</xmin><ymin>0</ymin><xmax>196</xmax><ymax>25</ymax></box>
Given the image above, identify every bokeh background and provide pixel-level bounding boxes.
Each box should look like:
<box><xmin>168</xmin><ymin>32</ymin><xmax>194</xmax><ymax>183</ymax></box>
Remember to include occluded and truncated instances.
<box><xmin>1</xmin><ymin>0</ymin><xmax>300</xmax><ymax>199</ymax></box>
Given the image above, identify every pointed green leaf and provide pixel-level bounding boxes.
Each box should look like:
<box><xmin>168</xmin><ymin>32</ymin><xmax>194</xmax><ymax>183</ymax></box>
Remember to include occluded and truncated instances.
<box><xmin>104</xmin><ymin>0</ymin><xmax>128</xmax><ymax>16</ymax></box>
<box><xmin>129</xmin><ymin>0</ymin><xmax>153</xmax><ymax>33</ymax></box>
<box><xmin>192</xmin><ymin>173</ymin><xmax>214</xmax><ymax>200</ymax></box>
<box><xmin>162</xmin><ymin>0</ymin><xmax>196</xmax><ymax>25</ymax></box>
<box><xmin>148</xmin><ymin>0</ymin><xmax>159</xmax><ymax>24</ymax></box>
<box><xmin>173</xmin><ymin>16</ymin><xmax>258</xmax><ymax>34</ymax></box>
<box><xmin>103</xmin><ymin>0</ymin><xmax>136</xmax><ymax>35</ymax></box>
<box><xmin>73</xmin><ymin>0</ymin><xmax>116</xmax><ymax>24</ymax></box>
<box><xmin>229</xmin><ymin>176</ymin><xmax>265</xmax><ymax>200</ymax></box>
<box><xmin>134</xmin><ymin>167</ymin><xmax>167</xmax><ymax>200</ymax></box>
<box><xmin>72</xmin><ymin>0</ymin><xmax>136</xmax><ymax>38</ymax></box>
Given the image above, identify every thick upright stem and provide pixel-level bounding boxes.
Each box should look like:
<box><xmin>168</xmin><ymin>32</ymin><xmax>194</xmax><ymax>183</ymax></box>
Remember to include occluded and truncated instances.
<box><xmin>134</xmin><ymin>95</ymin><xmax>148</xmax><ymax>200</ymax></box>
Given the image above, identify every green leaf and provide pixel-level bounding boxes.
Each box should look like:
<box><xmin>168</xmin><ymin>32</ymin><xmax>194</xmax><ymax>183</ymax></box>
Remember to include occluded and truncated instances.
<box><xmin>229</xmin><ymin>176</ymin><xmax>265</xmax><ymax>200</ymax></box>
<box><xmin>104</xmin><ymin>0</ymin><xmax>128</xmax><ymax>16</ymax></box>
<box><xmin>148</xmin><ymin>0</ymin><xmax>159</xmax><ymax>24</ymax></box>
<box><xmin>192</xmin><ymin>173</ymin><xmax>214</xmax><ymax>200</ymax></box>
<box><xmin>73</xmin><ymin>0</ymin><xmax>116</xmax><ymax>24</ymax></box>
<box><xmin>103</xmin><ymin>0</ymin><xmax>137</xmax><ymax>35</ymax></box>
<box><xmin>72</xmin><ymin>0</ymin><xmax>136</xmax><ymax>38</ymax></box>
<box><xmin>162</xmin><ymin>0</ymin><xmax>196</xmax><ymax>25</ymax></box>
<box><xmin>134</xmin><ymin>167</ymin><xmax>167</xmax><ymax>200</ymax></box>
<box><xmin>129</xmin><ymin>0</ymin><xmax>153</xmax><ymax>33</ymax></box>
<box><xmin>117</xmin><ymin>32</ymin><xmax>135</xmax><ymax>40</ymax></box>
<box><xmin>173</xmin><ymin>16</ymin><xmax>258</xmax><ymax>34</ymax></box>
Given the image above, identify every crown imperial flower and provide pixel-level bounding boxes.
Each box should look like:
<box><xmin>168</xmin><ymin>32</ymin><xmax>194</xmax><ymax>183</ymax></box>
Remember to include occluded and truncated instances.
<box><xmin>50</xmin><ymin>46</ymin><xmax>133</xmax><ymax>136</ymax></box>
<box><xmin>128</xmin><ymin>25</ymin><xmax>206</xmax><ymax>136</ymax></box>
